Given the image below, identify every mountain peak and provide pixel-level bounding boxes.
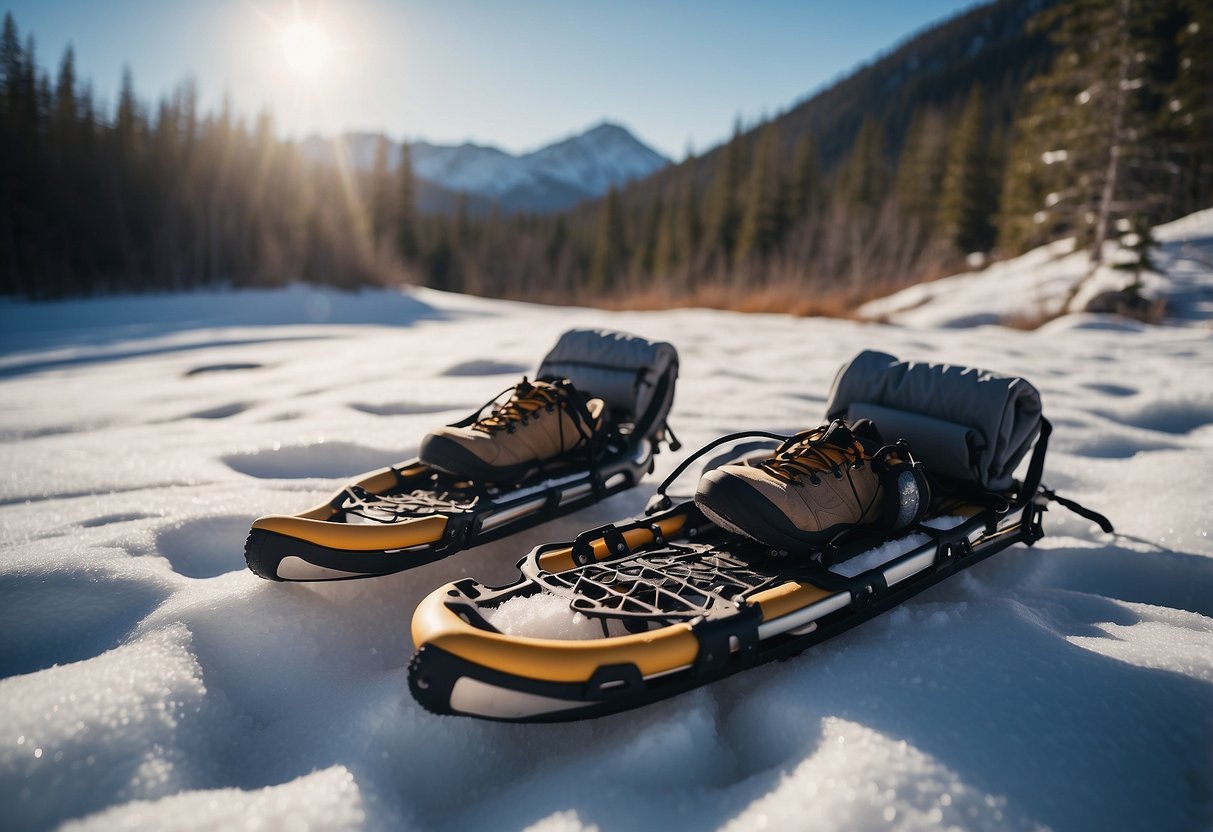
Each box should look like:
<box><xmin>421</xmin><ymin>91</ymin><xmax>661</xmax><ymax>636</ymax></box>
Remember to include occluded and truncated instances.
<box><xmin>521</xmin><ymin>121</ymin><xmax>669</xmax><ymax>200</ymax></box>
<box><xmin>302</xmin><ymin>121</ymin><xmax>670</xmax><ymax>214</ymax></box>
<box><xmin>583</xmin><ymin>120</ymin><xmax>630</xmax><ymax>137</ymax></box>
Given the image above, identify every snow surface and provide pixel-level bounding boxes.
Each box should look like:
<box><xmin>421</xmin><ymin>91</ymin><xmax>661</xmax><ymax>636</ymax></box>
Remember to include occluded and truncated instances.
<box><xmin>2</xmin><ymin>214</ymin><xmax>1213</xmax><ymax>830</ymax></box>
<box><xmin>860</xmin><ymin>210</ymin><xmax>1213</xmax><ymax>328</ymax></box>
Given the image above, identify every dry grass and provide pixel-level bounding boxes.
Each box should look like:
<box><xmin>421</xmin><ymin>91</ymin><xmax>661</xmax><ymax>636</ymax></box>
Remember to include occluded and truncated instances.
<box><xmin>1000</xmin><ymin>307</ymin><xmax>1066</xmax><ymax>330</ymax></box>
<box><xmin>600</xmin><ymin>279</ymin><xmax>900</xmax><ymax>319</ymax></box>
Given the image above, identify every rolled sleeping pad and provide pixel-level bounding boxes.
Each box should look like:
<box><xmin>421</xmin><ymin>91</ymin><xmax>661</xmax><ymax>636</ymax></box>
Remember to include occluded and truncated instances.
<box><xmin>825</xmin><ymin>350</ymin><xmax>1042</xmax><ymax>492</ymax></box>
<box><xmin>537</xmin><ymin>328</ymin><xmax>679</xmax><ymax>440</ymax></box>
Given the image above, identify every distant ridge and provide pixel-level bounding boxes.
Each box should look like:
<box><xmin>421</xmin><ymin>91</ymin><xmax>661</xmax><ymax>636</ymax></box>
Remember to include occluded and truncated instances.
<box><xmin>300</xmin><ymin>122</ymin><xmax>669</xmax><ymax>214</ymax></box>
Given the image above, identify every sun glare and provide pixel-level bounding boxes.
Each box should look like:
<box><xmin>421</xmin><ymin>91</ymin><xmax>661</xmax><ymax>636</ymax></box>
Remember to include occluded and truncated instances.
<box><xmin>281</xmin><ymin>21</ymin><xmax>331</xmax><ymax>77</ymax></box>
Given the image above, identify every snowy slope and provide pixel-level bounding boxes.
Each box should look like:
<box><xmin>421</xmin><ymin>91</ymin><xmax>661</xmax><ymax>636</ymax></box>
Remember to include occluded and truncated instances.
<box><xmin>1</xmin><ymin>217</ymin><xmax>1212</xmax><ymax>831</ymax></box>
<box><xmin>860</xmin><ymin>210</ymin><xmax>1213</xmax><ymax>328</ymax></box>
<box><xmin>410</xmin><ymin>141</ymin><xmax>535</xmax><ymax>197</ymax></box>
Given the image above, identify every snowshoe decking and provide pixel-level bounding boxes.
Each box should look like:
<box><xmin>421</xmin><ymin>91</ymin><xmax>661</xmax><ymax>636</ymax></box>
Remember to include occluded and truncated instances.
<box><xmin>407</xmin><ymin>351</ymin><xmax>1112</xmax><ymax>722</ymax></box>
<box><xmin>244</xmin><ymin>329</ymin><xmax>679</xmax><ymax>581</ymax></box>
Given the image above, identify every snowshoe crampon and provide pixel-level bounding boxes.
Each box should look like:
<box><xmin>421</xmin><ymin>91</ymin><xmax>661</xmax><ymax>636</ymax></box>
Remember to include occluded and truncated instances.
<box><xmin>244</xmin><ymin>329</ymin><xmax>679</xmax><ymax>581</ymax></box>
<box><xmin>408</xmin><ymin>351</ymin><xmax>1112</xmax><ymax>722</ymax></box>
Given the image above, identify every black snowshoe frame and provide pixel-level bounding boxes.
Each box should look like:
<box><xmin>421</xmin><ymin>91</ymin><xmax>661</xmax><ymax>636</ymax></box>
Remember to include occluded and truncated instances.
<box><xmin>408</xmin><ymin>419</ymin><xmax>1111</xmax><ymax>722</ymax></box>
<box><xmin>245</xmin><ymin>329</ymin><xmax>680</xmax><ymax>582</ymax></box>
<box><xmin>244</xmin><ymin>433</ymin><xmax>657</xmax><ymax>581</ymax></box>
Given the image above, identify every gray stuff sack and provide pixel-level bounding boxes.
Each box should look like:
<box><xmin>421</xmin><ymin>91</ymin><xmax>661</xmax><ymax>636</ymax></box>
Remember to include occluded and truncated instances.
<box><xmin>825</xmin><ymin>350</ymin><xmax>1042</xmax><ymax>492</ymax></box>
<box><xmin>537</xmin><ymin>329</ymin><xmax>679</xmax><ymax>440</ymax></box>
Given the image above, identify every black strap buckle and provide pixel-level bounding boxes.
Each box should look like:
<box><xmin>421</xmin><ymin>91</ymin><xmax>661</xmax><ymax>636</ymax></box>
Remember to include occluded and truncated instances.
<box><xmin>570</xmin><ymin>523</ymin><xmax>630</xmax><ymax>566</ymax></box>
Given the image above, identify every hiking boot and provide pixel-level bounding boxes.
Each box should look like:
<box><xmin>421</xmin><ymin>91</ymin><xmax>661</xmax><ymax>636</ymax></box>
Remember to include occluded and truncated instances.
<box><xmin>420</xmin><ymin>378</ymin><xmax>606</xmax><ymax>481</ymax></box>
<box><xmin>694</xmin><ymin>419</ymin><xmax>907</xmax><ymax>549</ymax></box>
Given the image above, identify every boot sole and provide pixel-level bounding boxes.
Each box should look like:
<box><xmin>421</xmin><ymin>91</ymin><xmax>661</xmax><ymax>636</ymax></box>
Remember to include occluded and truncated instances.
<box><xmin>419</xmin><ymin>433</ymin><xmax>540</xmax><ymax>483</ymax></box>
<box><xmin>695</xmin><ymin>469</ymin><xmax>847</xmax><ymax>552</ymax></box>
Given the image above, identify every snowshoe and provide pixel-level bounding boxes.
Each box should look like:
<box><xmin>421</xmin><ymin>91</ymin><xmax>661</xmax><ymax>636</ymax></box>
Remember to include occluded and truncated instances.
<box><xmin>244</xmin><ymin>328</ymin><xmax>680</xmax><ymax>581</ymax></box>
<box><xmin>408</xmin><ymin>350</ymin><xmax>1111</xmax><ymax>722</ymax></box>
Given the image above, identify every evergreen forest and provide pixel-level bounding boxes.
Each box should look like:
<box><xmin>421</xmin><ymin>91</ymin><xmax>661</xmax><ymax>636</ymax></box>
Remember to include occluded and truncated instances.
<box><xmin>1</xmin><ymin>0</ymin><xmax>1210</xmax><ymax>309</ymax></box>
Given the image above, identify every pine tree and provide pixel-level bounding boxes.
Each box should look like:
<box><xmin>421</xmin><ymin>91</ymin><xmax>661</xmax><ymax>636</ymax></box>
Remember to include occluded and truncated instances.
<box><xmin>936</xmin><ymin>86</ymin><xmax>995</xmax><ymax>253</ymax></box>
<box><xmin>53</xmin><ymin>46</ymin><xmax>76</xmax><ymax>141</ymax></box>
<box><xmin>115</xmin><ymin>66</ymin><xmax>139</xmax><ymax>153</ymax></box>
<box><xmin>20</xmin><ymin>34</ymin><xmax>38</xmax><ymax>127</ymax></box>
<box><xmin>703</xmin><ymin>119</ymin><xmax>746</xmax><ymax>263</ymax></box>
<box><xmin>652</xmin><ymin>174</ymin><xmax>698</xmax><ymax>280</ymax></box>
<box><xmin>789</xmin><ymin>134</ymin><xmax>822</xmax><ymax>220</ymax></box>
<box><xmin>589</xmin><ymin>186</ymin><xmax>625</xmax><ymax>293</ymax></box>
<box><xmin>998</xmin><ymin>0</ymin><xmax>1167</xmax><ymax>265</ymax></box>
<box><xmin>1173</xmin><ymin>0</ymin><xmax>1213</xmax><ymax>212</ymax></box>
<box><xmin>630</xmin><ymin>196</ymin><xmax>663</xmax><ymax>276</ymax></box>
<box><xmin>396</xmin><ymin>142</ymin><xmax>418</xmax><ymax>260</ymax></box>
<box><xmin>545</xmin><ymin>214</ymin><xmax>567</xmax><ymax>271</ymax></box>
<box><xmin>894</xmin><ymin>107</ymin><xmax>947</xmax><ymax>228</ymax></box>
<box><xmin>1</xmin><ymin>13</ymin><xmax>23</xmax><ymax>121</ymax></box>
<box><xmin>836</xmin><ymin>117</ymin><xmax>890</xmax><ymax>212</ymax></box>
<box><xmin>370</xmin><ymin>134</ymin><xmax>393</xmax><ymax>247</ymax></box>
<box><xmin>736</xmin><ymin>123</ymin><xmax>786</xmax><ymax>262</ymax></box>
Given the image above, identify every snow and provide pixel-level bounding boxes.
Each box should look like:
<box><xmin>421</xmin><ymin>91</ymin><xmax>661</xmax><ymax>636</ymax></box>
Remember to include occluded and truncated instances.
<box><xmin>411</xmin><ymin>141</ymin><xmax>536</xmax><ymax>198</ymax></box>
<box><xmin>2</xmin><ymin>212</ymin><xmax>1213</xmax><ymax>830</ymax></box>
<box><xmin>411</xmin><ymin>123</ymin><xmax>668</xmax><ymax>202</ymax></box>
<box><xmin>860</xmin><ymin>209</ymin><xmax>1213</xmax><ymax>328</ymax></box>
<box><xmin>523</xmin><ymin>122</ymin><xmax>670</xmax><ymax>197</ymax></box>
<box><xmin>301</xmin><ymin>123</ymin><xmax>669</xmax><ymax>208</ymax></box>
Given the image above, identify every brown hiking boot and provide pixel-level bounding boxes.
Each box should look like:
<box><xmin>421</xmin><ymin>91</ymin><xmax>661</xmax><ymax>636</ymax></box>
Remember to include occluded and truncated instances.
<box><xmin>694</xmin><ymin>420</ymin><xmax>916</xmax><ymax>550</ymax></box>
<box><xmin>420</xmin><ymin>378</ymin><xmax>606</xmax><ymax>481</ymax></box>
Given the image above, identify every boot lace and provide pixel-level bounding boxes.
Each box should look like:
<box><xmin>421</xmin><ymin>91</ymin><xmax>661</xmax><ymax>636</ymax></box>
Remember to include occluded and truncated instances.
<box><xmin>759</xmin><ymin>423</ymin><xmax>867</xmax><ymax>487</ymax></box>
<box><xmin>472</xmin><ymin>378</ymin><xmax>563</xmax><ymax>435</ymax></box>
<box><xmin>470</xmin><ymin>378</ymin><xmax>601</xmax><ymax>456</ymax></box>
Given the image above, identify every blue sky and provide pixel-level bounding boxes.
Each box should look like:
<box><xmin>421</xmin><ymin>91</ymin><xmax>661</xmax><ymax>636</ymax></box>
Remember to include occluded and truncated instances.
<box><xmin>4</xmin><ymin>0</ymin><xmax>979</xmax><ymax>158</ymax></box>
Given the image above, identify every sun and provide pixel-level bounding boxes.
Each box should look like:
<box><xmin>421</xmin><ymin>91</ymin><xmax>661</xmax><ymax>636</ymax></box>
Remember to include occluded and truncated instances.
<box><xmin>280</xmin><ymin>21</ymin><xmax>332</xmax><ymax>77</ymax></box>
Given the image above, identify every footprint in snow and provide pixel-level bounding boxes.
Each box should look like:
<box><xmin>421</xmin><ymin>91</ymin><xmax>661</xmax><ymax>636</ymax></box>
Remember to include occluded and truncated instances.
<box><xmin>222</xmin><ymin>441</ymin><xmax>407</xmax><ymax>480</ymax></box>
<box><xmin>1097</xmin><ymin>399</ymin><xmax>1213</xmax><ymax>435</ymax></box>
<box><xmin>184</xmin><ymin>362</ymin><xmax>264</xmax><ymax>377</ymax></box>
<box><xmin>156</xmin><ymin>514</ymin><xmax>257</xmax><ymax>579</ymax></box>
<box><xmin>440</xmin><ymin>359</ymin><xmax>528</xmax><ymax>377</ymax></box>
<box><xmin>1081</xmin><ymin>382</ymin><xmax>1138</xmax><ymax>398</ymax></box>
<box><xmin>0</xmin><ymin>570</ymin><xmax>167</xmax><ymax>677</ymax></box>
<box><xmin>1064</xmin><ymin>434</ymin><xmax>1177</xmax><ymax>459</ymax></box>
<box><xmin>188</xmin><ymin>402</ymin><xmax>251</xmax><ymax>420</ymax></box>
<box><xmin>349</xmin><ymin>401</ymin><xmax>462</xmax><ymax>417</ymax></box>
<box><xmin>81</xmin><ymin>512</ymin><xmax>152</xmax><ymax>528</ymax></box>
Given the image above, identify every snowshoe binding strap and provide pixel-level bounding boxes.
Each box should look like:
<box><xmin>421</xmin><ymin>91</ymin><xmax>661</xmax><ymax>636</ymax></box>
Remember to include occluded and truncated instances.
<box><xmin>645</xmin><ymin>429</ymin><xmax>791</xmax><ymax>515</ymax></box>
<box><xmin>1040</xmin><ymin>487</ymin><xmax>1115</xmax><ymax>533</ymax></box>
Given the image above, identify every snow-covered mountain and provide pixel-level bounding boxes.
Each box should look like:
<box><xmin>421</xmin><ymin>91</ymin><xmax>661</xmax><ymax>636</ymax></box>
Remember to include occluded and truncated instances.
<box><xmin>520</xmin><ymin>123</ymin><xmax>669</xmax><ymax>200</ymax></box>
<box><xmin>300</xmin><ymin>122</ymin><xmax>669</xmax><ymax>214</ymax></box>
